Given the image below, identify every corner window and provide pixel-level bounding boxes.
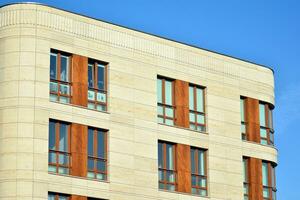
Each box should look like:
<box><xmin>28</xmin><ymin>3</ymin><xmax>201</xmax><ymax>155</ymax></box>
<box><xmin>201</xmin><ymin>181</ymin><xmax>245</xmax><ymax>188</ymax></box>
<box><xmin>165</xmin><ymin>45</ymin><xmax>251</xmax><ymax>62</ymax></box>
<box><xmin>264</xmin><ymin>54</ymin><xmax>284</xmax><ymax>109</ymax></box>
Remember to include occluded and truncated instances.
<box><xmin>259</xmin><ymin>103</ymin><xmax>274</xmax><ymax>145</ymax></box>
<box><xmin>48</xmin><ymin>193</ymin><xmax>70</xmax><ymax>200</ymax></box>
<box><xmin>49</xmin><ymin>50</ymin><xmax>72</xmax><ymax>104</ymax></box>
<box><xmin>243</xmin><ymin>158</ymin><xmax>249</xmax><ymax>200</ymax></box>
<box><xmin>189</xmin><ymin>85</ymin><xmax>205</xmax><ymax>131</ymax></box>
<box><xmin>87</xmin><ymin>127</ymin><xmax>107</xmax><ymax>180</ymax></box>
<box><xmin>88</xmin><ymin>60</ymin><xmax>107</xmax><ymax>111</ymax></box>
<box><xmin>48</xmin><ymin>120</ymin><xmax>71</xmax><ymax>175</ymax></box>
<box><xmin>158</xmin><ymin>141</ymin><xmax>176</xmax><ymax>191</ymax></box>
<box><xmin>240</xmin><ymin>98</ymin><xmax>247</xmax><ymax>140</ymax></box>
<box><xmin>190</xmin><ymin>148</ymin><xmax>207</xmax><ymax>196</ymax></box>
<box><xmin>262</xmin><ymin>162</ymin><xmax>277</xmax><ymax>200</ymax></box>
<box><xmin>157</xmin><ymin>77</ymin><xmax>174</xmax><ymax>125</ymax></box>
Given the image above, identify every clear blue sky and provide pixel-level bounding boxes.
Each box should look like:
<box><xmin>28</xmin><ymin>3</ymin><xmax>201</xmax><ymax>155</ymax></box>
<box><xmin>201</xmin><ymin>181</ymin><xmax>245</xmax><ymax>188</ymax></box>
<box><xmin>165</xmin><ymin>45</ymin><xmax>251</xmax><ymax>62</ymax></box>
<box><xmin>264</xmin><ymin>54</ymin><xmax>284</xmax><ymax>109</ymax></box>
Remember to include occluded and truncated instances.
<box><xmin>1</xmin><ymin>0</ymin><xmax>299</xmax><ymax>198</ymax></box>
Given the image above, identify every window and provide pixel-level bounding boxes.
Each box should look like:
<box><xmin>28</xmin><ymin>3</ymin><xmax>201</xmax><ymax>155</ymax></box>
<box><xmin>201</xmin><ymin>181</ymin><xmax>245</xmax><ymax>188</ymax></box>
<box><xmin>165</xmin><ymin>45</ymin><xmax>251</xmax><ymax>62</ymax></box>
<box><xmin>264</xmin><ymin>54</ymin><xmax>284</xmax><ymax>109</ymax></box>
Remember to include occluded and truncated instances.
<box><xmin>48</xmin><ymin>192</ymin><xmax>69</xmax><ymax>200</ymax></box>
<box><xmin>157</xmin><ymin>77</ymin><xmax>174</xmax><ymax>125</ymax></box>
<box><xmin>262</xmin><ymin>162</ymin><xmax>277</xmax><ymax>200</ymax></box>
<box><xmin>240</xmin><ymin>98</ymin><xmax>247</xmax><ymax>140</ymax></box>
<box><xmin>88</xmin><ymin>59</ymin><xmax>107</xmax><ymax>111</ymax></box>
<box><xmin>48</xmin><ymin>120</ymin><xmax>71</xmax><ymax>175</ymax></box>
<box><xmin>87</xmin><ymin>127</ymin><xmax>107</xmax><ymax>180</ymax></box>
<box><xmin>259</xmin><ymin>103</ymin><xmax>274</xmax><ymax>145</ymax></box>
<box><xmin>190</xmin><ymin>148</ymin><xmax>207</xmax><ymax>196</ymax></box>
<box><xmin>50</xmin><ymin>50</ymin><xmax>72</xmax><ymax>103</ymax></box>
<box><xmin>189</xmin><ymin>85</ymin><xmax>205</xmax><ymax>131</ymax></box>
<box><xmin>158</xmin><ymin>141</ymin><xmax>176</xmax><ymax>191</ymax></box>
<box><xmin>243</xmin><ymin>158</ymin><xmax>249</xmax><ymax>200</ymax></box>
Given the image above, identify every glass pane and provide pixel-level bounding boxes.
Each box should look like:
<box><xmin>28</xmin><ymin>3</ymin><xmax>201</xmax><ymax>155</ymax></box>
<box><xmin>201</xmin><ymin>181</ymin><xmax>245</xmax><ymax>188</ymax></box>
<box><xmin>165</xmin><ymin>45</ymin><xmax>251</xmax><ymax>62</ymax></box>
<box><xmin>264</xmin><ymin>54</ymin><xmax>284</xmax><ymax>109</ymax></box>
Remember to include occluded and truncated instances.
<box><xmin>191</xmin><ymin>175</ymin><xmax>196</xmax><ymax>186</ymax></box>
<box><xmin>165</xmin><ymin>119</ymin><xmax>174</xmax><ymax>126</ymax></box>
<box><xmin>50</xmin><ymin>94</ymin><xmax>58</xmax><ymax>102</ymax></box>
<box><xmin>88</xmin><ymin>158</ymin><xmax>94</xmax><ymax>170</ymax></box>
<box><xmin>269</xmin><ymin>109</ymin><xmax>273</xmax><ymax>129</ymax></box>
<box><xmin>200</xmin><ymin>189</ymin><xmax>207</xmax><ymax>196</ymax></box>
<box><xmin>196</xmin><ymin>88</ymin><xmax>204</xmax><ymax>112</ymax></box>
<box><xmin>157</xmin><ymin>79</ymin><xmax>162</xmax><ymax>103</ymax></box>
<box><xmin>190</xmin><ymin>123</ymin><xmax>196</xmax><ymax>130</ymax></box>
<box><xmin>157</xmin><ymin>117</ymin><xmax>164</xmax><ymax>124</ymax></box>
<box><xmin>241</xmin><ymin>123</ymin><xmax>246</xmax><ymax>134</ymax></box>
<box><xmin>88</xmin><ymin>90</ymin><xmax>95</xmax><ymax>100</ymax></box>
<box><xmin>166</xmin><ymin>144</ymin><xmax>174</xmax><ymax>170</ymax></box>
<box><xmin>60</xmin><ymin>55</ymin><xmax>69</xmax><ymax>82</ymax></box>
<box><xmin>272</xmin><ymin>190</ymin><xmax>276</xmax><ymax>200</ymax></box>
<box><xmin>243</xmin><ymin>159</ymin><xmax>248</xmax><ymax>182</ymax></box>
<box><xmin>157</xmin><ymin>105</ymin><xmax>163</xmax><ymax>115</ymax></box>
<box><xmin>166</xmin><ymin>171</ymin><xmax>175</xmax><ymax>182</ymax></box>
<box><xmin>197</xmin><ymin>114</ymin><xmax>205</xmax><ymax>124</ymax></box>
<box><xmin>49</xmin><ymin>121</ymin><xmax>56</xmax><ymax>150</ymax></box>
<box><xmin>198</xmin><ymin>178</ymin><xmax>206</xmax><ymax>187</ymax></box>
<box><xmin>263</xmin><ymin>188</ymin><xmax>270</xmax><ymax>198</ymax></box>
<box><xmin>58</xmin><ymin>167</ymin><xmax>69</xmax><ymax>175</ymax></box>
<box><xmin>48</xmin><ymin>194</ymin><xmax>55</xmax><ymax>200</ymax></box>
<box><xmin>244</xmin><ymin>184</ymin><xmax>249</xmax><ymax>194</ymax></box>
<box><xmin>59</xmin><ymin>196</ymin><xmax>69</xmax><ymax>200</ymax></box>
<box><xmin>97</xmin><ymin>131</ymin><xmax>105</xmax><ymax>158</ymax></box>
<box><xmin>50</xmin><ymin>82</ymin><xmax>58</xmax><ymax>93</ymax></box>
<box><xmin>88</xmin><ymin>63</ymin><xmax>94</xmax><ymax>88</ymax></box>
<box><xmin>191</xmin><ymin>188</ymin><xmax>197</xmax><ymax>194</ymax></box>
<box><xmin>262</xmin><ymin>163</ymin><xmax>269</xmax><ymax>186</ymax></box>
<box><xmin>97</xmin><ymin>92</ymin><xmax>106</xmax><ymax>103</ymax></box>
<box><xmin>270</xmin><ymin>132</ymin><xmax>274</xmax><ymax>144</ymax></box>
<box><xmin>165</xmin><ymin>107</ymin><xmax>173</xmax><ymax>118</ymax></box>
<box><xmin>96</xmin><ymin>173</ymin><xmax>105</xmax><ymax>180</ymax></box>
<box><xmin>59</xmin><ymin>96</ymin><xmax>70</xmax><ymax>104</ymax></box>
<box><xmin>50</xmin><ymin>53</ymin><xmax>57</xmax><ymax>80</ymax></box>
<box><xmin>198</xmin><ymin>150</ymin><xmax>205</xmax><ymax>175</ymax></box>
<box><xmin>97</xmin><ymin>160</ymin><xmax>106</xmax><ymax>172</ymax></box>
<box><xmin>159</xmin><ymin>183</ymin><xmax>164</xmax><ymax>189</ymax></box>
<box><xmin>197</xmin><ymin>125</ymin><xmax>205</xmax><ymax>132</ymax></box>
<box><xmin>87</xmin><ymin>171</ymin><xmax>94</xmax><ymax>178</ymax></box>
<box><xmin>88</xmin><ymin>102</ymin><xmax>95</xmax><ymax>109</ymax></box>
<box><xmin>58</xmin><ymin>154</ymin><xmax>69</xmax><ymax>165</ymax></box>
<box><xmin>259</xmin><ymin>104</ymin><xmax>266</xmax><ymax>126</ymax></box>
<box><xmin>158</xmin><ymin>169</ymin><xmax>164</xmax><ymax>181</ymax></box>
<box><xmin>189</xmin><ymin>86</ymin><xmax>194</xmax><ymax>110</ymax></box>
<box><xmin>191</xmin><ymin>149</ymin><xmax>195</xmax><ymax>173</ymax></box>
<box><xmin>48</xmin><ymin>152</ymin><xmax>56</xmax><ymax>163</ymax></box>
<box><xmin>167</xmin><ymin>184</ymin><xmax>175</xmax><ymax>191</ymax></box>
<box><xmin>97</xmin><ymin>64</ymin><xmax>105</xmax><ymax>90</ymax></box>
<box><xmin>189</xmin><ymin>112</ymin><xmax>195</xmax><ymax>123</ymax></box>
<box><xmin>96</xmin><ymin>104</ymin><xmax>106</xmax><ymax>111</ymax></box>
<box><xmin>158</xmin><ymin>143</ymin><xmax>163</xmax><ymax>168</ymax></box>
<box><xmin>59</xmin><ymin>84</ymin><xmax>70</xmax><ymax>95</ymax></box>
<box><xmin>240</xmin><ymin>98</ymin><xmax>245</xmax><ymax>122</ymax></box>
<box><xmin>272</xmin><ymin>166</ymin><xmax>276</xmax><ymax>187</ymax></box>
<box><xmin>165</xmin><ymin>80</ymin><xmax>172</xmax><ymax>105</ymax></box>
<box><xmin>260</xmin><ymin>128</ymin><xmax>267</xmax><ymax>137</ymax></box>
<box><xmin>88</xmin><ymin>128</ymin><xmax>94</xmax><ymax>156</ymax></box>
<box><xmin>48</xmin><ymin>165</ymin><xmax>56</xmax><ymax>173</ymax></box>
<box><xmin>261</xmin><ymin>139</ymin><xmax>268</xmax><ymax>145</ymax></box>
<box><xmin>59</xmin><ymin>123</ymin><xmax>68</xmax><ymax>152</ymax></box>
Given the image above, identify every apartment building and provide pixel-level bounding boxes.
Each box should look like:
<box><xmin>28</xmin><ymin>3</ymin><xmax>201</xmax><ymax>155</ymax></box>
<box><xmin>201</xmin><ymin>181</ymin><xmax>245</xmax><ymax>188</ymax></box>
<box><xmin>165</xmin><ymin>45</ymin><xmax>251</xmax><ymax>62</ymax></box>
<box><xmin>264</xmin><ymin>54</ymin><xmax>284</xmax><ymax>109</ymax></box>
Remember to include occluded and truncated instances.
<box><xmin>0</xmin><ymin>3</ymin><xmax>277</xmax><ymax>200</ymax></box>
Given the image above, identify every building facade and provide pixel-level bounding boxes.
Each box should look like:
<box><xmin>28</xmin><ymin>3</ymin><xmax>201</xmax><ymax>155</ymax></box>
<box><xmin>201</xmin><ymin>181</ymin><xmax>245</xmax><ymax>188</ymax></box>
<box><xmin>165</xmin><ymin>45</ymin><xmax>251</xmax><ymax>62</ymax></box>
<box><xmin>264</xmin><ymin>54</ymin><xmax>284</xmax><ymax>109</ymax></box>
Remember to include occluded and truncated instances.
<box><xmin>0</xmin><ymin>3</ymin><xmax>277</xmax><ymax>200</ymax></box>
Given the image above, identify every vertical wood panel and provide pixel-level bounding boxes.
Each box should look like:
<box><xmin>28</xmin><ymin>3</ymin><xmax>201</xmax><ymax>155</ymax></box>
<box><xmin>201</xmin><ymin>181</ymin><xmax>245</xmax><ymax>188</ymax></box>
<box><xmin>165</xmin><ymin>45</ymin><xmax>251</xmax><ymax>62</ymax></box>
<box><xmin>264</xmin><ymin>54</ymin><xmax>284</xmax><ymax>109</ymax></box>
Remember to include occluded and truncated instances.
<box><xmin>72</xmin><ymin>54</ymin><xmax>88</xmax><ymax>107</ymax></box>
<box><xmin>71</xmin><ymin>123</ymin><xmax>87</xmax><ymax>177</ymax></box>
<box><xmin>174</xmin><ymin>80</ymin><xmax>189</xmax><ymax>128</ymax></box>
<box><xmin>245</xmin><ymin>98</ymin><xmax>260</xmax><ymax>143</ymax></box>
<box><xmin>71</xmin><ymin>195</ymin><xmax>87</xmax><ymax>200</ymax></box>
<box><xmin>249</xmin><ymin>157</ymin><xmax>263</xmax><ymax>200</ymax></box>
<box><xmin>176</xmin><ymin>144</ymin><xmax>191</xmax><ymax>193</ymax></box>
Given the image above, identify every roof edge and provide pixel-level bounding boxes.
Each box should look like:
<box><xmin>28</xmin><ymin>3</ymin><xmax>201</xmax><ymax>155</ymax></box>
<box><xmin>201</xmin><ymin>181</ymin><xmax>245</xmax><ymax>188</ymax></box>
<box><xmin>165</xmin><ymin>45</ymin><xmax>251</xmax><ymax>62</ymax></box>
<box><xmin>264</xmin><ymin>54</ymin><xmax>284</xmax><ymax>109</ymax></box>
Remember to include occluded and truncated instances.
<box><xmin>0</xmin><ymin>2</ymin><xmax>274</xmax><ymax>74</ymax></box>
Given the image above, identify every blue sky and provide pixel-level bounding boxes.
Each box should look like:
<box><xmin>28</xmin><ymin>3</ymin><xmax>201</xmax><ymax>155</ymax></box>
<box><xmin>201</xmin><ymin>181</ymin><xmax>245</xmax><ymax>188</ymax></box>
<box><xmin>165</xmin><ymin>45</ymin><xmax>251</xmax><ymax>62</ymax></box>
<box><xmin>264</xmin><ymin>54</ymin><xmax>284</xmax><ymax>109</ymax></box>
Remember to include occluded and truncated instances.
<box><xmin>1</xmin><ymin>0</ymin><xmax>299</xmax><ymax>198</ymax></box>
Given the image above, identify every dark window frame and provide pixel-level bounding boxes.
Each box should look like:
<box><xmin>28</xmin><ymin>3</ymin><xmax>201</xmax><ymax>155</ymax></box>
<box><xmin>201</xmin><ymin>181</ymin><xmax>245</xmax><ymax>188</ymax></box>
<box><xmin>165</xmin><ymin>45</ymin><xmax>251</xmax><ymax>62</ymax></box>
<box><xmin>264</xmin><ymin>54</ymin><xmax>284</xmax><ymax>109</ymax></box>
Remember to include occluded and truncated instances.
<box><xmin>243</xmin><ymin>157</ymin><xmax>249</xmax><ymax>199</ymax></box>
<box><xmin>240</xmin><ymin>97</ymin><xmax>247</xmax><ymax>140</ymax></box>
<box><xmin>189</xmin><ymin>84</ymin><xmax>206</xmax><ymax>132</ymax></box>
<box><xmin>259</xmin><ymin>102</ymin><xmax>274</xmax><ymax>145</ymax></box>
<box><xmin>262</xmin><ymin>162</ymin><xmax>277</xmax><ymax>200</ymax></box>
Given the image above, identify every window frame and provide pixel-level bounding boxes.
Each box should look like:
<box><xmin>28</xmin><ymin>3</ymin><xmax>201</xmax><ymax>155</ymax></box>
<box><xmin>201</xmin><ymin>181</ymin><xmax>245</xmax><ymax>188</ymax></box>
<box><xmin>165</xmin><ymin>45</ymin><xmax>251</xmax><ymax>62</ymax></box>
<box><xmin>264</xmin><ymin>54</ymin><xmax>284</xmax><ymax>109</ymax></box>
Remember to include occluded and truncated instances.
<box><xmin>49</xmin><ymin>49</ymin><xmax>72</xmax><ymax>103</ymax></box>
<box><xmin>87</xmin><ymin>59</ymin><xmax>108</xmax><ymax>111</ymax></box>
<box><xmin>158</xmin><ymin>141</ymin><xmax>177</xmax><ymax>191</ymax></box>
<box><xmin>189</xmin><ymin>84</ymin><xmax>206</xmax><ymax>132</ymax></box>
<box><xmin>87</xmin><ymin>127</ymin><xmax>108</xmax><ymax>181</ymax></box>
<box><xmin>243</xmin><ymin>157</ymin><xmax>249</xmax><ymax>199</ymax></box>
<box><xmin>259</xmin><ymin>102</ymin><xmax>274</xmax><ymax>145</ymax></box>
<box><xmin>48</xmin><ymin>192</ymin><xmax>70</xmax><ymax>200</ymax></box>
<box><xmin>48</xmin><ymin>119</ymin><xmax>71</xmax><ymax>175</ymax></box>
<box><xmin>157</xmin><ymin>77</ymin><xmax>175</xmax><ymax>125</ymax></box>
<box><xmin>240</xmin><ymin>97</ymin><xmax>247</xmax><ymax>140</ymax></box>
<box><xmin>262</xmin><ymin>162</ymin><xmax>277</xmax><ymax>200</ymax></box>
<box><xmin>190</xmin><ymin>147</ymin><xmax>208</xmax><ymax>196</ymax></box>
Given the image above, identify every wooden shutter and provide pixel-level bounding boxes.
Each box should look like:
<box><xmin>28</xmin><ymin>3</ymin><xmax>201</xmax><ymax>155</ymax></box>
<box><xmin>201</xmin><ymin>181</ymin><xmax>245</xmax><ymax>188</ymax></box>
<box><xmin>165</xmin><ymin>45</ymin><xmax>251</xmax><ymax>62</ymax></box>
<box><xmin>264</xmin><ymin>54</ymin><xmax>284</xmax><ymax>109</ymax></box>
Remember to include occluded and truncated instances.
<box><xmin>245</xmin><ymin>98</ymin><xmax>260</xmax><ymax>143</ymax></box>
<box><xmin>248</xmin><ymin>158</ymin><xmax>263</xmax><ymax>200</ymax></box>
<box><xmin>176</xmin><ymin>144</ymin><xmax>191</xmax><ymax>193</ymax></box>
<box><xmin>174</xmin><ymin>80</ymin><xmax>189</xmax><ymax>128</ymax></box>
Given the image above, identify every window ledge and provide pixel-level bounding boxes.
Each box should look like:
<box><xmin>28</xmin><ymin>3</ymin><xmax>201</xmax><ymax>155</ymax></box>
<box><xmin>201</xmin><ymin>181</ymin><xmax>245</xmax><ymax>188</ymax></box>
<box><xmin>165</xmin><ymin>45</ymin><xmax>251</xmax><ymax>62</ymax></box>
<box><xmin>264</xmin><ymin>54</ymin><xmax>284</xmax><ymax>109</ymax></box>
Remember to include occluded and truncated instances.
<box><xmin>158</xmin><ymin>189</ymin><xmax>210</xmax><ymax>198</ymax></box>
<box><xmin>242</xmin><ymin>139</ymin><xmax>278</xmax><ymax>150</ymax></box>
<box><xmin>48</xmin><ymin>172</ymin><xmax>110</xmax><ymax>183</ymax></box>
<box><xmin>158</xmin><ymin>122</ymin><xmax>208</xmax><ymax>135</ymax></box>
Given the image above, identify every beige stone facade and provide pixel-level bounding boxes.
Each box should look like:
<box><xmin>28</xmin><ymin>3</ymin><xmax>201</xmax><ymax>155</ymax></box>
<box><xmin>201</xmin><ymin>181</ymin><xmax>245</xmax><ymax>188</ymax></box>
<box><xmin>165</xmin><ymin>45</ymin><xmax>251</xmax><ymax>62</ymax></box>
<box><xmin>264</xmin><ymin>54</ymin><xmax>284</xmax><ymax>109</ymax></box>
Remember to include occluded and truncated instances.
<box><xmin>0</xmin><ymin>3</ymin><xmax>276</xmax><ymax>200</ymax></box>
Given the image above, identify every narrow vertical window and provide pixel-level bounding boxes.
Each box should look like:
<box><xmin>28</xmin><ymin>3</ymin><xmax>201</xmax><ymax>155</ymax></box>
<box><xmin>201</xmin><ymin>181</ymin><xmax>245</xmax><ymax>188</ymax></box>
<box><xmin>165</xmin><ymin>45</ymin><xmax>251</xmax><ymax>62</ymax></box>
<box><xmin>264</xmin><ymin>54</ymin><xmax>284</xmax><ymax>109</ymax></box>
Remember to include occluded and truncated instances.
<box><xmin>190</xmin><ymin>148</ymin><xmax>207</xmax><ymax>196</ymax></box>
<box><xmin>240</xmin><ymin>97</ymin><xmax>247</xmax><ymax>140</ymax></box>
<box><xmin>48</xmin><ymin>192</ymin><xmax>70</xmax><ymax>200</ymax></box>
<box><xmin>49</xmin><ymin>50</ymin><xmax>71</xmax><ymax>104</ymax></box>
<box><xmin>87</xmin><ymin>127</ymin><xmax>107</xmax><ymax>180</ymax></box>
<box><xmin>87</xmin><ymin>60</ymin><xmax>107</xmax><ymax>111</ymax></box>
<box><xmin>158</xmin><ymin>141</ymin><xmax>176</xmax><ymax>191</ymax></box>
<box><xmin>243</xmin><ymin>158</ymin><xmax>249</xmax><ymax>200</ymax></box>
<box><xmin>157</xmin><ymin>77</ymin><xmax>174</xmax><ymax>125</ymax></box>
<box><xmin>262</xmin><ymin>162</ymin><xmax>277</xmax><ymax>200</ymax></box>
<box><xmin>259</xmin><ymin>103</ymin><xmax>274</xmax><ymax>145</ymax></box>
<box><xmin>48</xmin><ymin>120</ymin><xmax>71</xmax><ymax>175</ymax></box>
<box><xmin>189</xmin><ymin>85</ymin><xmax>205</xmax><ymax>131</ymax></box>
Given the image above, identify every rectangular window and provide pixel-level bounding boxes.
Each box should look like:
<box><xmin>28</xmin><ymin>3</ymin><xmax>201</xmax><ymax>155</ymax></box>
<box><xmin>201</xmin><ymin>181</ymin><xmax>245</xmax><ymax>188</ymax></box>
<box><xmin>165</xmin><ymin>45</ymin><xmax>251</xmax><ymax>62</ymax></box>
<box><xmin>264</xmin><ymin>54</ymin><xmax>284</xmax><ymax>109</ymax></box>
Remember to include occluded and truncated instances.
<box><xmin>189</xmin><ymin>85</ymin><xmax>205</xmax><ymax>132</ymax></box>
<box><xmin>50</xmin><ymin>50</ymin><xmax>72</xmax><ymax>104</ymax></box>
<box><xmin>158</xmin><ymin>141</ymin><xmax>176</xmax><ymax>191</ymax></box>
<box><xmin>87</xmin><ymin>127</ymin><xmax>107</xmax><ymax>180</ymax></box>
<box><xmin>240</xmin><ymin>98</ymin><xmax>247</xmax><ymax>140</ymax></box>
<box><xmin>243</xmin><ymin>158</ymin><xmax>249</xmax><ymax>200</ymax></box>
<box><xmin>48</xmin><ymin>120</ymin><xmax>71</xmax><ymax>175</ymax></box>
<box><xmin>262</xmin><ymin>162</ymin><xmax>277</xmax><ymax>200</ymax></box>
<box><xmin>190</xmin><ymin>148</ymin><xmax>207</xmax><ymax>196</ymax></box>
<box><xmin>87</xmin><ymin>59</ymin><xmax>107</xmax><ymax>111</ymax></box>
<box><xmin>259</xmin><ymin>103</ymin><xmax>274</xmax><ymax>145</ymax></box>
<box><xmin>157</xmin><ymin>77</ymin><xmax>175</xmax><ymax>125</ymax></box>
<box><xmin>48</xmin><ymin>192</ymin><xmax>70</xmax><ymax>200</ymax></box>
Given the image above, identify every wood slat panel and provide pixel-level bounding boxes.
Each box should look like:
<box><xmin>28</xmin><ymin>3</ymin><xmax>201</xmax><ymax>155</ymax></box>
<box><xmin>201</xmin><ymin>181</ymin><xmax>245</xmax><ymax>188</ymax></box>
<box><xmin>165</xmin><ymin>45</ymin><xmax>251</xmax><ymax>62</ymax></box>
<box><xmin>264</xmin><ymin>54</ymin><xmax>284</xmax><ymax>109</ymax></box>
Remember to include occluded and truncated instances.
<box><xmin>176</xmin><ymin>144</ymin><xmax>191</xmax><ymax>193</ymax></box>
<box><xmin>245</xmin><ymin>98</ymin><xmax>260</xmax><ymax>143</ymax></box>
<box><xmin>71</xmin><ymin>123</ymin><xmax>88</xmax><ymax>177</ymax></box>
<box><xmin>174</xmin><ymin>80</ymin><xmax>189</xmax><ymax>128</ymax></box>
<box><xmin>249</xmin><ymin>157</ymin><xmax>263</xmax><ymax>200</ymax></box>
<box><xmin>71</xmin><ymin>195</ymin><xmax>87</xmax><ymax>200</ymax></box>
<box><xmin>72</xmin><ymin>54</ymin><xmax>88</xmax><ymax>107</ymax></box>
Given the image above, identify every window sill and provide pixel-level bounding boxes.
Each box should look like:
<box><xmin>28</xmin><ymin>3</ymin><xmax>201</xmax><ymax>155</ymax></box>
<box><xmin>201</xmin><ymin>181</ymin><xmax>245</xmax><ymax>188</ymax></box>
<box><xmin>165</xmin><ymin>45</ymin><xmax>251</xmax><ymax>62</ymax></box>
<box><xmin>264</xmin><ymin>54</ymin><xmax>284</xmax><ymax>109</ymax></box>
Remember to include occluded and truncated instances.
<box><xmin>158</xmin><ymin>122</ymin><xmax>208</xmax><ymax>135</ymax></box>
<box><xmin>158</xmin><ymin>189</ymin><xmax>210</xmax><ymax>198</ymax></box>
<box><xmin>242</xmin><ymin>139</ymin><xmax>277</xmax><ymax>150</ymax></box>
<box><xmin>48</xmin><ymin>172</ymin><xmax>110</xmax><ymax>183</ymax></box>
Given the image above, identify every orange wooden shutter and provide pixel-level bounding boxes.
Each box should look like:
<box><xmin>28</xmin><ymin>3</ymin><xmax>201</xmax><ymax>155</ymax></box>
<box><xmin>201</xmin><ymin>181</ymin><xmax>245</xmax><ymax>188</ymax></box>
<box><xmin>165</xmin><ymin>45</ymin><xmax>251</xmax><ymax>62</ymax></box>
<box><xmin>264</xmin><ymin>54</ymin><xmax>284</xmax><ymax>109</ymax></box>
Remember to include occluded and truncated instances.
<box><xmin>176</xmin><ymin>144</ymin><xmax>191</xmax><ymax>193</ymax></box>
<box><xmin>174</xmin><ymin>80</ymin><xmax>189</xmax><ymax>128</ymax></box>
<box><xmin>245</xmin><ymin>98</ymin><xmax>260</xmax><ymax>143</ymax></box>
<box><xmin>248</xmin><ymin>157</ymin><xmax>263</xmax><ymax>200</ymax></box>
